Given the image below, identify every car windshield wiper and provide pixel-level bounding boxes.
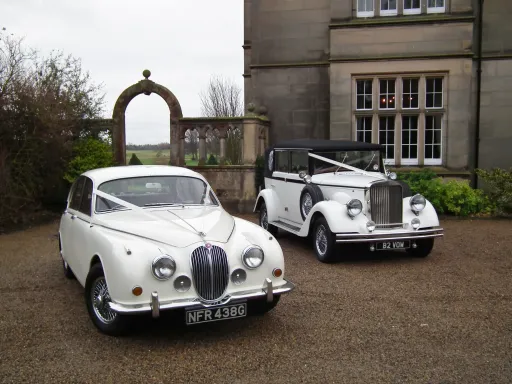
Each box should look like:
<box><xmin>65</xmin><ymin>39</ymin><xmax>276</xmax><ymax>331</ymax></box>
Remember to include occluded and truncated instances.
<box><xmin>144</xmin><ymin>203</ymin><xmax>183</xmax><ymax>207</ymax></box>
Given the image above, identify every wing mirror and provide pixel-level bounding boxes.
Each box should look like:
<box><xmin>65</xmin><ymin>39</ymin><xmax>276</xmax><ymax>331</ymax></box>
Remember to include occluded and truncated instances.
<box><xmin>299</xmin><ymin>171</ymin><xmax>312</xmax><ymax>184</ymax></box>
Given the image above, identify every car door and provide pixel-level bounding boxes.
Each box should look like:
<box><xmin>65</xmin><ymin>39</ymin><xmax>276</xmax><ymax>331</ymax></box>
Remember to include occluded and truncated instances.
<box><xmin>61</xmin><ymin>176</ymin><xmax>85</xmax><ymax>276</ymax></box>
<box><xmin>271</xmin><ymin>150</ymin><xmax>290</xmax><ymax>220</ymax></box>
<box><xmin>72</xmin><ymin>177</ymin><xmax>95</xmax><ymax>284</ymax></box>
<box><xmin>287</xmin><ymin>150</ymin><xmax>310</xmax><ymax>224</ymax></box>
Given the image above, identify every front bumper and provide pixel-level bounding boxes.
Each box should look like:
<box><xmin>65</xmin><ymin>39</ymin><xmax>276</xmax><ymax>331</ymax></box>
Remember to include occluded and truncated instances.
<box><xmin>108</xmin><ymin>278</ymin><xmax>295</xmax><ymax>319</ymax></box>
<box><xmin>335</xmin><ymin>227</ymin><xmax>444</xmax><ymax>243</ymax></box>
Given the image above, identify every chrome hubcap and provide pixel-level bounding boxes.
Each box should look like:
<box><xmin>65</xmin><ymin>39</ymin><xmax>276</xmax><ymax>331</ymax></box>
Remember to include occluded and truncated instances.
<box><xmin>302</xmin><ymin>193</ymin><xmax>313</xmax><ymax>217</ymax></box>
<box><xmin>315</xmin><ymin>225</ymin><xmax>328</xmax><ymax>256</ymax></box>
<box><xmin>261</xmin><ymin>209</ymin><xmax>268</xmax><ymax>230</ymax></box>
<box><xmin>91</xmin><ymin>277</ymin><xmax>117</xmax><ymax>324</ymax></box>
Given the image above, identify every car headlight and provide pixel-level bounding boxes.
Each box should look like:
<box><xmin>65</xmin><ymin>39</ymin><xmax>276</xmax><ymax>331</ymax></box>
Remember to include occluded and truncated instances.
<box><xmin>242</xmin><ymin>245</ymin><xmax>264</xmax><ymax>269</ymax></box>
<box><xmin>410</xmin><ymin>194</ymin><xmax>426</xmax><ymax>213</ymax></box>
<box><xmin>151</xmin><ymin>255</ymin><xmax>176</xmax><ymax>280</ymax></box>
<box><xmin>346</xmin><ymin>199</ymin><xmax>363</xmax><ymax>217</ymax></box>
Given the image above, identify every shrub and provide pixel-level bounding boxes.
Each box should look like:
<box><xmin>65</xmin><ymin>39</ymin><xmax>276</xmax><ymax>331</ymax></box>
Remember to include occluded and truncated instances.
<box><xmin>128</xmin><ymin>153</ymin><xmax>143</xmax><ymax>165</ymax></box>
<box><xmin>207</xmin><ymin>154</ymin><xmax>218</xmax><ymax>165</ymax></box>
<box><xmin>402</xmin><ymin>177</ymin><xmax>492</xmax><ymax>216</ymax></box>
<box><xmin>397</xmin><ymin>169</ymin><xmax>438</xmax><ymax>195</ymax></box>
<box><xmin>476</xmin><ymin>167</ymin><xmax>512</xmax><ymax>215</ymax></box>
<box><xmin>64</xmin><ymin>137</ymin><xmax>114</xmax><ymax>183</ymax></box>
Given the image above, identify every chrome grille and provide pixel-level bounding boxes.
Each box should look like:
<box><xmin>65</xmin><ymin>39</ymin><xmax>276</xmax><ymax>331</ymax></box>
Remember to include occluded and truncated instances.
<box><xmin>190</xmin><ymin>245</ymin><xmax>229</xmax><ymax>302</ymax></box>
<box><xmin>369</xmin><ymin>181</ymin><xmax>403</xmax><ymax>226</ymax></box>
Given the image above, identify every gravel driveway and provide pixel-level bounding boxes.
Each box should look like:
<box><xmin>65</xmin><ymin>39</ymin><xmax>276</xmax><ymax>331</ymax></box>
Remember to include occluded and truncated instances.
<box><xmin>0</xmin><ymin>215</ymin><xmax>511</xmax><ymax>384</ymax></box>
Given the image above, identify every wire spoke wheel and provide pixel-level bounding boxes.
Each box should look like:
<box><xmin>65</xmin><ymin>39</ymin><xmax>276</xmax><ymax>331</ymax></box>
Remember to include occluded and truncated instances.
<box><xmin>315</xmin><ymin>224</ymin><xmax>328</xmax><ymax>256</ymax></box>
<box><xmin>301</xmin><ymin>193</ymin><xmax>313</xmax><ymax>217</ymax></box>
<box><xmin>91</xmin><ymin>277</ymin><xmax>117</xmax><ymax>324</ymax></box>
<box><xmin>260</xmin><ymin>208</ymin><xmax>268</xmax><ymax>230</ymax></box>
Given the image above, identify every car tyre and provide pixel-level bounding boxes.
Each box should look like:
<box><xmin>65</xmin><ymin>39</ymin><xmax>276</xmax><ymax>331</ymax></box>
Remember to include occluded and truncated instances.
<box><xmin>312</xmin><ymin>217</ymin><xmax>337</xmax><ymax>263</ymax></box>
<box><xmin>85</xmin><ymin>263</ymin><xmax>131</xmax><ymax>336</ymax></box>
<box><xmin>299</xmin><ymin>184</ymin><xmax>324</xmax><ymax>220</ymax></box>
<box><xmin>407</xmin><ymin>238</ymin><xmax>435</xmax><ymax>258</ymax></box>
<box><xmin>248</xmin><ymin>295</ymin><xmax>281</xmax><ymax>316</ymax></box>
<box><xmin>259</xmin><ymin>202</ymin><xmax>279</xmax><ymax>237</ymax></box>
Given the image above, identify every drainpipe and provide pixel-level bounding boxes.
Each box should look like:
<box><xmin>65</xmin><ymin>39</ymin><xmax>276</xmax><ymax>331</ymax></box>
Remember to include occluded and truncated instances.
<box><xmin>472</xmin><ymin>0</ymin><xmax>484</xmax><ymax>189</ymax></box>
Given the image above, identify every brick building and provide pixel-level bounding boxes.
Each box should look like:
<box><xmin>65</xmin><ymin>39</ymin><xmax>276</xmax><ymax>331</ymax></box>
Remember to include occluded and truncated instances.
<box><xmin>244</xmin><ymin>0</ymin><xmax>512</xmax><ymax>172</ymax></box>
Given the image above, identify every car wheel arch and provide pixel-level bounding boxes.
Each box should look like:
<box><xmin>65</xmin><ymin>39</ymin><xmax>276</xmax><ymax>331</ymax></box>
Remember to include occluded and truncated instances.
<box><xmin>308</xmin><ymin>211</ymin><xmax>325</xmax><ymax>236</ymax></box>
<box><xmin>90</xmin><ymin>254</ymin><xmax>102</xmax><ymax>271</ymax></box>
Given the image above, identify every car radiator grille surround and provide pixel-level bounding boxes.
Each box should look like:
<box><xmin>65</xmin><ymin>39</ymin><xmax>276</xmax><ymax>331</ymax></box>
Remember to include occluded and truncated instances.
<box><xmin>190</xmin><ymin>245</ymin><xmax>230</xmax><ymax>302</ymax></box>
<box><xmin>369</xmin><ymin>181</ymin><xmax>403</xmax><ymax>226</ymax></box>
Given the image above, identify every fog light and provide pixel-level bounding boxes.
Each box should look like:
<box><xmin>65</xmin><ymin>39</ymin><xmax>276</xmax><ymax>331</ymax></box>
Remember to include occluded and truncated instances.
<box><xmin>272</xmin><ymin>268</ymin><xmax>282</xmax><ymax>277</ymax></box>
<box><xmin>132</xmin><ymin>286</ymin><xmax>143</xmax><ymax>296</ymax></box>
<box><xmin>173</xmin><ymin>275</ymin><xmax>191</xmax><ymax>292</ymax></box>
<box><xmin>369</xmin><ymin>245</ymin><xmax>375</xmax><ymax>252</ymax></box>
<box><xmin>231</xmin><ymin>268</ymin><xmax>247</xmax><ymax>285</ymax></box>
<box><xmin>411</xmin><ymin>218</ymin><xmax>421</xmax><ymax>230</ymax></box>
<box><xmin>366</xmin><ymin>220</ymin><xmax>376</xmax><ymax>232</ymax></box>
<box><xmin>412</xmin><ymin>242</ymin><xmax>418</xmax><ymax>249</ymax></box>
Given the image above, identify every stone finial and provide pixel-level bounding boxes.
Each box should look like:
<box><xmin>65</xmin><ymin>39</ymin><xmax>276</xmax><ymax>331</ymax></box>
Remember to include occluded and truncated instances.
<box><xmin>142</xmin><ymin>69</ymin><xmax>151</xmax><ymax>79</ymax></box>
<box><xmin>258</xmin><ymin>105</ymin><xmax>268</xmax><ymax>116</ymax></box>
<box><xmin>246</xmin><ymin>102</ymin><xmax>256</xmax><ymax>116</ymax></box>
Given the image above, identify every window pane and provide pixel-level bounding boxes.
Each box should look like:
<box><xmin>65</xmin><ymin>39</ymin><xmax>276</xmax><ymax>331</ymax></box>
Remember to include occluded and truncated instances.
<box><xmin>79</xmin><ymin>178</ymin><xmax>93</xmax><ymax>216</ymax></box>
<box><xmin>426</xmin><ymin>94</ymin><xmax>434</xmax><ymax>108</ymax></box>
<box><xmin>379</xmin><ymin>116</ymin><xmax>395</xmax><ymax>161</ymax></box>
<box><xmin>426</xmin><ymin>79</ymin><xmax>434</xmax><ymax>93</ymax></box>
<box><xmin>358</xmin><ymin>0</ymin><xmax>374</xmax><ymax>12</ymax></box>
<box><xmin>434</xmin><ymin>93</ymin><xmax>443</xmax><ymax>107</ymax></box>
<box><xmin>356</xmin><ymin>117</ymin><xmax>372</xmax><ymax>143</ymax></box>
<box><xmin>428</xmin><ymin>0</ymin><xmax>444</xmax><ymax>7</ymax></box>
<box><xmin>290</xmin><ymin>151</ymin><xmax>309</xmax><ymax>173</ymax></box>
<box><xmin>410</xmin><ymin>145</ymin><xmax>418</xmax><ymax>159</ymax></box>
<box><xmin>70</xmin><ymin>177</ymin><xmax>85</xmax><ymax>210</ymax></box>
<box><xmin>401</xmin><ymin>116</ymin><xmax>418</xmax><ymax>161</ymax></box>
<box><xmin>379</xmin><ymin>79</ymin><xmax>396</xmax><ymax>109</ymax></box>
<box><xmin>425</xmin><ymin>115</ymin><xmax>442</xmax><ymax>161</ymax></box>
<box><xmin>403</xmin><ymin>79</ymin><xmax>419</xmax><ymax>109</ymax></box>
<box><xmin>426</xmin><ymin>77</ymin><xmax>443</xmax><ymax>108</ymax></box>
<box><xmin>404</xmin><ymin>0</ymin><xmax>420</xmax><ymax>9</ymax></box>
<box><xmin>381</xmin><ymin>0</ymin><xmax>397</xmax><ymax>11</ymax></box>
<box><xmin>356</xmin><ymin>79</ymin><xmax>373</xmax><ymax>110</ymax></box>
<box><xmin>276</xmin><ymin>151</ymin><xmax>289</xmax><ymax>172</ymax></box>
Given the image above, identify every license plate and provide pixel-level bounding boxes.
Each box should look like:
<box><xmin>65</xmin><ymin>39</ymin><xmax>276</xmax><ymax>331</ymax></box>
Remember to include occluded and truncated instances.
<box><xmin>376</xmin><ymin>240</ymin><xmax>410</xmax><ymax>250</ymax></box>
<box><xmin>185</xmin><ymin>303</ymin><xmax>247</xmax><ymax>325</ymax></box>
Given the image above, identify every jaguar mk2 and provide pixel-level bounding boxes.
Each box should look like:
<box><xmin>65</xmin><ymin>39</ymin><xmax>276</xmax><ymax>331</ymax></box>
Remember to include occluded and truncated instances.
<box><xmin>254</xmin><ymin>139</ymin><xmax>444</xmax><ymax>262</ymax></box>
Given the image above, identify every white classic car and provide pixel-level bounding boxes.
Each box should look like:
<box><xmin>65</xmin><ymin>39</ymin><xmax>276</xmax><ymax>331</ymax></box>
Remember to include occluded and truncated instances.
<box><xmin>59</xmin><ymin>165</ymin><xmax>294</xmax><ymax>335</ymax></box>
<box><xmin>254</xmin><ymin>139</ymin><xmax>444</xmax><ymax>262</ymax></box>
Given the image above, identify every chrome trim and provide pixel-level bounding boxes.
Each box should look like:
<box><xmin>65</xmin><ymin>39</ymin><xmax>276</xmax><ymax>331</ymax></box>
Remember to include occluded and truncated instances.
<box><xmin>108</xmin><ymin>279</ymin><xmax>295</xmax><ymax>315</ymax></box>
<box><xmin>265</xmin><ymin>278</ymin><xmax>273</xmax><ymax>303</ymax></box>
<box><xmin>375</xmin><ymin>222</ymin><xmax>408</xmax><ymax>229</ymax></box>
<box><xmin>370</xmin><ymin>181</ymin><xmax>403</xmax><ymax>225</ymax></box>
<box><xmin>190</xmin><ymin>245</ymin><xmax>229</xmax><ymax>303</ymax></box>
<box><xmin>335</xmin><ymin>228</ymin><xmax>444</xmax><ymax>243</ymax></box>
<box><xmin>241</xmin><ymin>245</ymin><xmax>264</xmax><ymax>269</ymax></box>
<box><xmin>151</xmin><ymin>291</ymin><xmax>159</xmax><ymax>318</ymax></box>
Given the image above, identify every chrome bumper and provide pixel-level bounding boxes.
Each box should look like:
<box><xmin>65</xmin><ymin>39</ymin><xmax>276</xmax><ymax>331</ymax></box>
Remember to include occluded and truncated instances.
<box><xmin>335</xmin><ymin>227</ymin><xmax>444</xmax><ymax>243</ymax></box>
<box><xmin>108</xmin><ymin>278</ymin><xmax>295</xmax><ymax>319</ymax></box>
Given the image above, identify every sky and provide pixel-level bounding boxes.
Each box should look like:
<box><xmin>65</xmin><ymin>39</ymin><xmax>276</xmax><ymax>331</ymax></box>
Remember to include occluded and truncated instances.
<box><xmin>2</xmin><ymin>0</ymin><xmax>244</xmax><ymax>144</ymax></box>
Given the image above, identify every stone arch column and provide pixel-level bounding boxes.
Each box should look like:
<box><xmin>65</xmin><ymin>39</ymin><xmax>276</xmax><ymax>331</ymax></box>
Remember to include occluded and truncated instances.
<box><xmin>112</xmin><ymin>70</ymin><xmax>183</xmax><ymax>165</ymax></box>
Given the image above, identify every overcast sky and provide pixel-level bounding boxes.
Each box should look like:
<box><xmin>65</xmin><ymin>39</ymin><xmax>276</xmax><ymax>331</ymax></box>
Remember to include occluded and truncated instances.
<box><xmin>2</xmin><ymin>0</ymin><xmax>244</xmax><ymax>144</ymax></box>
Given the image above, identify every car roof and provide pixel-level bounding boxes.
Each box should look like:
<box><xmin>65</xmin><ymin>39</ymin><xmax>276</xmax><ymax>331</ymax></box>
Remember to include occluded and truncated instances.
<box><xmin>270</xmin><ymin>139</ymin><xmax>384</xmax><ymax>152</ymax></box>
<box><xmin>82</xmin><ymin>165</ymin><xmax>206</xmax><ymax>186</ymax></box>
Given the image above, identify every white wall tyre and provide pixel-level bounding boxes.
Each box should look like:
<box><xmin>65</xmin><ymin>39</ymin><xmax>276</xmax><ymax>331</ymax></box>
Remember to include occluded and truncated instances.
<box><xmin>85</xmin><ymin>263</ymin><xmax>131</xmax><ymax>336</ymax></box>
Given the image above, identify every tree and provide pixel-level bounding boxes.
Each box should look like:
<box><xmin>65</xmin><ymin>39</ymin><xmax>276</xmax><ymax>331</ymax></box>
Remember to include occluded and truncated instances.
<box><xmin>199</xmin><ymin>75</ymin><xmax>244</xmax><ymax>165</ymax></box>
<box><xmin>0</xmin><ymin>29</ymin><xmax>106</xmax><ymax>228</ymax></box>
<box><xmin>184</xmin><ymin>129</ymin><xmax>199</xmax><ymax>160</ymax></box>
<box><xmin>128</xmin><ymin>153</ymin><xmax>143</xmax><ymax>165</ymax></box>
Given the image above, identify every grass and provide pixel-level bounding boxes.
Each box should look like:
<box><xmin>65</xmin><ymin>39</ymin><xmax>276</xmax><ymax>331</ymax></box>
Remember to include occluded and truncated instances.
<box><xmin>125</xmin><ymin>149</ymin><xmax>212</xmax><ymax>166</ymax></box>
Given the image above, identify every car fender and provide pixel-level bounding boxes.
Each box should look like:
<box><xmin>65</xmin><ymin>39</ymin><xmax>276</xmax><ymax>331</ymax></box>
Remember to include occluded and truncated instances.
<box><xmin>402</xmin><ymin>197</ymin><xmax>440</xmax><ymax>228</ymax></box>
<box><xmin>297</xmin><ymin>200</ymin><xmax>360</xmax><ymax>236</ymax></box>
<box><xmin>253</xmin><ymin>188</ymin><xmax>279</xmax><ymax>223</ymax></box>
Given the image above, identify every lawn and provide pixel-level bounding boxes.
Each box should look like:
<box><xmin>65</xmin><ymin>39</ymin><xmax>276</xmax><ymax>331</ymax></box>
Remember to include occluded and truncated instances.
<box><xmin>125</xmin><ymin>149</ymin><xmax>201</xmax><ymax>166</ymax></box>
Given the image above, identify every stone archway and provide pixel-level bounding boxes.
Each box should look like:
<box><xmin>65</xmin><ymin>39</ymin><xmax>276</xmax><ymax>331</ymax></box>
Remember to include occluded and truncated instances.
<box><xmin>112</xmin><ymin>70</ymin><xmax>183</xmax><ymax>165</ymax></box>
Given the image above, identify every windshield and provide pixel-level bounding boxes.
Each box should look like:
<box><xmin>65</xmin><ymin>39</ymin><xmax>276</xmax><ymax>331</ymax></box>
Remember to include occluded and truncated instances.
<box><xmin>95</xmin><ymin>176</ymin><xmax>218</xmax><ymax>213</ymax></box>
<box><xmin>312</xmin><ymin>150</ymin><xmax>382</xmax><ymax>175</ymax></box>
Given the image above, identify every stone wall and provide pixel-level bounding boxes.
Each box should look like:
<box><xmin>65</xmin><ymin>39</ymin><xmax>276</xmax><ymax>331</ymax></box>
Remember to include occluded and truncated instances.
<box><xmin>188</xmin><ymin>166</ymin><xmax>256</xmax><ymax>213</ymax></box>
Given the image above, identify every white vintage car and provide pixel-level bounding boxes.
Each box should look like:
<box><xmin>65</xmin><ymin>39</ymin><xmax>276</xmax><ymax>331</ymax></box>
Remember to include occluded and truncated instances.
<box><xmin>59</xmin><ymin>165</ymin><xmax>294</xmax><ymax>335</ymax></box>
<box><xmin>254</xmin><ymin>139</ymin><xmax>444</xmax><ymax>262</ymax></box>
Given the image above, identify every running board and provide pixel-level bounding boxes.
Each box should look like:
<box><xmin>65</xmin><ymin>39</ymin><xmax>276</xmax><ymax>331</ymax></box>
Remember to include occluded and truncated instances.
<box><xmin>270</xmin><ymin>220</ymin><xmax>302</xmax><ymax>234</ymax></box>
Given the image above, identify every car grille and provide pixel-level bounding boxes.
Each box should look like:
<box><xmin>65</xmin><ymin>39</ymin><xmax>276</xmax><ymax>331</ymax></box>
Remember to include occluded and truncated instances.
<box><xmin>369</xmin><ymin>181</ymin><xmax>403</xmax><ymax>226</ymax></box>
<box><xmin>190</xmin><ymin>245</ymin><xmax>229</xmax><ymax>302</ymax></box>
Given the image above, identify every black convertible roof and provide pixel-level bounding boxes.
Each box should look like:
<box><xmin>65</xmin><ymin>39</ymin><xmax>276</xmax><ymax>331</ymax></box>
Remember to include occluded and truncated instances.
<box><xmin>270</xmin><ymin>139</ymin><xmax>384</xmax><ymax>152</ymax></box>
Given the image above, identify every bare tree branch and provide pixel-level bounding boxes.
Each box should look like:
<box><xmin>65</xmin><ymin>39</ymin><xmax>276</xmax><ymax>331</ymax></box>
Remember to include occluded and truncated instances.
<box><xmin>199</xmin><ymin>75</ymin><xmax>243</xmax><ymax>118</ymax></box>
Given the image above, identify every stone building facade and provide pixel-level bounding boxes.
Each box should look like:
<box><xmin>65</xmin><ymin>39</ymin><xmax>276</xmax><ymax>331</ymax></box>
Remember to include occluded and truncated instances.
<box><xmin>244</xmin><ymin>0</ymin><xmax>512</xmax><ymax>171</ymax></box>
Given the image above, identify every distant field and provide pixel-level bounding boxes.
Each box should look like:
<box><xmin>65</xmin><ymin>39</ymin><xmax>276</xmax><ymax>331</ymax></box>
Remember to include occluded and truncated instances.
<box><xmin>125</xmin><ymin>149</ymin><xmax>204</xmax><ymax>166</ymax></box>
